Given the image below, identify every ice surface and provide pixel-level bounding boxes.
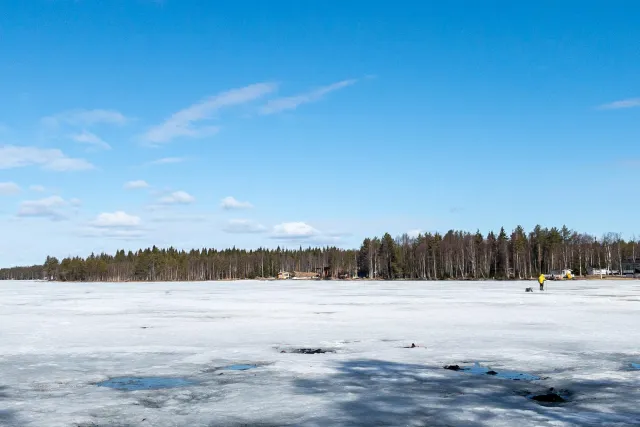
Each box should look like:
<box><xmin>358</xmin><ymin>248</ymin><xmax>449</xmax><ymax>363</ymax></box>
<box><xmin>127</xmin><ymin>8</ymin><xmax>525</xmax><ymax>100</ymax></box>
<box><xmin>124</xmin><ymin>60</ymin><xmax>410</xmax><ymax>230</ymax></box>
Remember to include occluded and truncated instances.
<box><xmin>1</xmin><ymin>280</ymin><xmax>639</xmax><ymax>426</ymax></box>
<box><xmin>97</xmin><ymin>376</ymin><xmax>196</xmax><ymax>391</ymax></box>
<box><xmin>455</xmin><ymin>362</ymin><xmax>541</xmax><ymax>381</ymax></box>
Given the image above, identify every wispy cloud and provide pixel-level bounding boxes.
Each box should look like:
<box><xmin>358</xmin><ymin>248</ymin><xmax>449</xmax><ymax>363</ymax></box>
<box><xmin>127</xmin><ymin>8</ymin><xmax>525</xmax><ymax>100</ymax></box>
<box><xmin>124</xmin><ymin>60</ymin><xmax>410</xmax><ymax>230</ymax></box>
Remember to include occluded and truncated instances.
<box><xmin>157</xmin><ymin>191</ymin><xmax>195</xmax><ymax>205</ymax></box>
<box><xmin>42</xmin><ymin>109</ymin><xmax>128</xmax><ymax>127</ymax></box>
<box><xmin>260</xmin><ymin>79</ymin><xmax>357</xmax><ymax>115</ymax></box>
<box><xmin>220</xmin><ymin>196</ymin><xmax>253</xmax><ymax>210</ymax></box>
<box><xmin>598</xmin><ymin>98</ymin><xmax>640</xmax><ymax>110</ymax></box>
<box><xmin>91</xmin><ymin>211</ymin><xmax>141</xmax><ymax>228</ymax></box>
<box><xmin>124</xmin><ymin>180</ymin><xmax>150</xmax><ymax>189</ymax></box>
<box><xmin>70</xmin><ymin>130</ymin><xmax>111</xmax><ymax>150</ymax></box>
<box><xmin>146</xmin><ymin>157</ymin><xmax>186</xmax><ymax>166</ymax></box>
<box><xmin>223</xmin><ymin>219</ymin><xmax>267</xmax><ymax>234</ymax></box>
<box><xmin>141</xmin><ymin>82</ymin><xmax>277</xmax><ymax>144</ymax></box>
<box><xmin>0</xmin><ymin>182</ymin><xmax>21</xmax><ymax>195</ymax></box>
<box><xmin>29</xmin><ymin>185</ymin><xmax>45</xmax><ymax>192</ymax></box>
<box><xmin>0</xmin><ymin>145</ymin><xmax>94</xmax><ymax>171</ymax></box>
<box><xmin>17</xmin><ymin>195</ymin><xmax>69</xmax><ymax>221</ymax></box>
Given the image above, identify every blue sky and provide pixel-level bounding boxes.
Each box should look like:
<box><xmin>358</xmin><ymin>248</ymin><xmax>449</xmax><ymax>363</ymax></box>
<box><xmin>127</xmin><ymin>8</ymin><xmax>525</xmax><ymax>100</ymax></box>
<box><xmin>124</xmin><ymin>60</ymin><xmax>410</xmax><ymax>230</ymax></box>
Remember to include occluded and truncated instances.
<box><xmin>1</xmin><ymin>1</ymin><xmax>639</xmax><ymax>266</ymax></box>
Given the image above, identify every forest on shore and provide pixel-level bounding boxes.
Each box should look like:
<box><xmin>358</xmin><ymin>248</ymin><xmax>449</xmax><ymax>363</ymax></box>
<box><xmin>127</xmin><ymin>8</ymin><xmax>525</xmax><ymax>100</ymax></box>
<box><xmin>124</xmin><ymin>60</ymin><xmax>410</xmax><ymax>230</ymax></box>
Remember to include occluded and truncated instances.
<box><xmin>1</xmin><ymin>225</ymin><xmax>638</xmax><ymax>282</ymax></box>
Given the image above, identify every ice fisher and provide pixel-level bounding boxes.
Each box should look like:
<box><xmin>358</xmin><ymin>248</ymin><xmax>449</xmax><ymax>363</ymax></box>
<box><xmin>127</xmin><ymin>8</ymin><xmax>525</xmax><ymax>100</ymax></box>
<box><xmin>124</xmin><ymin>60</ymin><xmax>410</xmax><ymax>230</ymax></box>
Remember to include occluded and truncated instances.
<box><xmin>538</xmin><ymin>273</ymin><xmax>546</xmax><ymax>291</ymax></box>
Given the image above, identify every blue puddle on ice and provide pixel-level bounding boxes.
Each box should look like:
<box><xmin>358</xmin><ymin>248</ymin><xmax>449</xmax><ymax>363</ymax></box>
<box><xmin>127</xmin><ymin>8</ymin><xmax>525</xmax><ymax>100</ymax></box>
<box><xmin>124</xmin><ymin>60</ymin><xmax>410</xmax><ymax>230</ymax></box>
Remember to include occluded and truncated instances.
<box><xmin>97</xmin><ymin>376</ymin><xmax>196</xmax><ymax>391</ymax></box>
<box><xmin>223</xmin><ymin>364</ymin><xmax>258</xmax><ymax>371</ymax></box>
<box><xmin>462</xmin><ymin>362</ymin><xmax>541</xmax><ymax>381</ymax></box>
<box><xmin>631</xmin><ymin>363</ymin><xmax>640</xmax><ymax>370</ymax></box>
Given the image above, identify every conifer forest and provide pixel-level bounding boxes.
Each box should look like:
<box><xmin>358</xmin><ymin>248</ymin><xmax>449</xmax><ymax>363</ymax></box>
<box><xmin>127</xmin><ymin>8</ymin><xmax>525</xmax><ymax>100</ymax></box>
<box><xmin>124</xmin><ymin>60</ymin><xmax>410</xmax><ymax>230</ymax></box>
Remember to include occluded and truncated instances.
<box><xmin>1</xmin><ymin>225</ymin><xmax>638</xmax><ymax>281</ymax></box>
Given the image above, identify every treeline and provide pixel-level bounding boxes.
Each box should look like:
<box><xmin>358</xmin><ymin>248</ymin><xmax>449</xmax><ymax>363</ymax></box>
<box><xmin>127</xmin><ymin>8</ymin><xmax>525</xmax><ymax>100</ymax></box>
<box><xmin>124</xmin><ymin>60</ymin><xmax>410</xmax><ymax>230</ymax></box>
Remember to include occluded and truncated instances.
<box><xmin>1</xmin><ymin>225</ymin><xmax>638</xmax><ymax>282</ymax></box>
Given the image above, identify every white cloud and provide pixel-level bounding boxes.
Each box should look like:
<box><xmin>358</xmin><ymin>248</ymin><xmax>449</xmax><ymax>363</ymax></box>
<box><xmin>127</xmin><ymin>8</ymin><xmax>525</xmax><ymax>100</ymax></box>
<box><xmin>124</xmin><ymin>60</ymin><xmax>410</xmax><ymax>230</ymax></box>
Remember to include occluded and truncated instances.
<box><xmin>70</xmin><ymin>130</ymin><xmax>111</xmax><ymax>150</ymax></box>
<box><xmin>158</xmin><ymin>191</ymin><xmax>195</xmax><ymax>205</ymax></box>
<box><xmin>42</xmin><ymin>109</ymin><xmax>128</xmax><ymax>127</ymax></box>
<box><xmin>223</xmin><ymin>219</ymin><xmax>267</xmax><ymax>234</ymax></box>
<box><xmin>260</xmin><ymin>79</ymin><xmax>357</xmax><ymax>115</ymax></box>
<box><xmin>91</xmin><ymin>211</ymin><xmax>141</xmax><ymax>228</ymax></box>
<box><xmin>17</xmin><ymin>196</ymin><xmax>68</xmax><ymax>221</ymax></box>
<box><xmin>220</xmin><ymin>196</ymin><xmax>253</xmax><ymax>210</ymax></box>
<box><xmin>142</xmin><ymin>82</ymin><xmax>277</xmax><ymax>144</ymax></box>
<box><xmin>272</xmin><ymin>222</ymin><xmax>320</xmax><ymax>239</ymax></box>
<box><xmin>0</xmin><ymin>145</ymin><xmax>94</xmax><ymax>171</ymax></box>
<box><xmin>124</xmin><ymin>180</ymin><xmax>150</xmax><ymax>189</ymax></box>
<box><xmin>29</xmin><ymin>185</ymin><xmax>45</xmax><ymax>192</ymax></box>
<box><xmin>598</xmin><ymin>98</ymin><xmax>640</xmax><ymax>110</ymax></box>
<box><xmin>407</xmin><ymin>229</ymin><xmax>422</xmax><ymax>238</ymax></box>
<box><xmin>70</xmin><ymin>198</ymin><xmax>82</xmax><ymax>206</ymax></box>
<box><xmin>0</xmin><ymin>182</ymin><xmax>21</xmax><ymax>195</ymax></box>
<box><xmin>146</xmin><ymin>157</ymin><xmax>185</xmax><ymax>166</ymax></box>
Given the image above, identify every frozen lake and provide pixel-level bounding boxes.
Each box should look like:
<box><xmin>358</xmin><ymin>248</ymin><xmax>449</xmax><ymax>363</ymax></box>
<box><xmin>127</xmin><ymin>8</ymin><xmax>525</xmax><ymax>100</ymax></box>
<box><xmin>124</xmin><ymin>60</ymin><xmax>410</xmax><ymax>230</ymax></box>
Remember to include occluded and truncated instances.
<box><xmin>1</xmin><ymin>280</ymin><xmax>639</xmax><ymax>426</ymax></box>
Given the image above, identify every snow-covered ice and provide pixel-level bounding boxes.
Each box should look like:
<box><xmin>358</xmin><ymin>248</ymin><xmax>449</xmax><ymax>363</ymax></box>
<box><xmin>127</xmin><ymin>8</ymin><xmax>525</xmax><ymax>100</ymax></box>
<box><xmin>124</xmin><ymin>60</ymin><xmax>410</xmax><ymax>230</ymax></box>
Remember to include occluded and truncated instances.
<box><xmin>1</xmin><ymin>280</ymin><xmax>639</xmax><ymax>426</ymax></box>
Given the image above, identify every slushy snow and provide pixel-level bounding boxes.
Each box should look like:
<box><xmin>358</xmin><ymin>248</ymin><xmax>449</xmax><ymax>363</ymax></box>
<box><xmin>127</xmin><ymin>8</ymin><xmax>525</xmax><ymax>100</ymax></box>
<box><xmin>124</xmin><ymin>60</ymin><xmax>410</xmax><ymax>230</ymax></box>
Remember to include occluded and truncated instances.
<box><xmin>1</xmin><ymin>280</ymin><xmax>639</xmax><ymax>426</ymax></box>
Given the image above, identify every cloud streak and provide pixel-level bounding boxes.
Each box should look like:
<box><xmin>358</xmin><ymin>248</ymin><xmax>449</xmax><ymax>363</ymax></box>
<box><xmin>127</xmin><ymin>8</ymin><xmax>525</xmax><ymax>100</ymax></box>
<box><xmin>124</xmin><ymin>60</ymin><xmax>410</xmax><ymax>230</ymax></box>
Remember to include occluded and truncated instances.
<box><xmin>598</xmin><ymin>98</ymin><xmax>640</xmax><ymax>110</ymax></box>
<box><xmin>91</xmin><ymin>211</ymin><xmax>141</xmax><ymax>228</ymax></box>
<box><xmin>146</xmin><ymin>157</ymin><xmax>186</xmax><ymax>166</ymax></box>
<box><xmin>158</xmin><ymin>191</ymin><xmax>195</xmax><ymax>205</ymax></box>
<box><xmin>260</xmin><ymin>79</ymin><xmax>357</xmax><ymax>115</ymax></box>
<box><xmin>221</xmin><ymin>196</ymin><xmax>253</xmax><ymax>210</ymax></box>
<box><xmin>17</xmin><ymin>196</ymin><xmax>69</xmax><ymax>221</ymax></box>
<box><xmin>0</xmin><ymin>182</ymin><xmax>21</xmax><ymax>195</ymax></box>
<box><xmin>141</xmin><ymin>82</ymin><xmax>277</xmax><ymax>144</ymax></box>
<box><xmin>124</xmin><ymin>180</ymin><xmax>150</xmax><ymax>189</ymax></box>
<box><xmin>223</xmin><ymin>219</ymin><xmax>267</xmax><ymax>234</ymax></box>
<box><xmin>0</xmin><ymin>145</ymin><xmax>94</xmax><ymax>171</ymax></box>
<box><xmin>42</xmin><ymin>109</ymin><xmax>128</xmax><ymax>127</ymax></box>
<box><xmin>70</xmin><ymin>130</ymin><xmax>111</xmax><ymax>150</ymax></box>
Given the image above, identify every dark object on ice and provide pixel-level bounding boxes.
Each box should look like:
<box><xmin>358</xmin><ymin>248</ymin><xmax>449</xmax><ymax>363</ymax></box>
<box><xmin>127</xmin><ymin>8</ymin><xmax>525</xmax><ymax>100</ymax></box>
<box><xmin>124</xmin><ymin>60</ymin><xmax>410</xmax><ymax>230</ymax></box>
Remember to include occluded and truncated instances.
<box><xmin>531</xmin><ymin>393</ymin><xmax>566</xmax><ymax>403</ymax></box>
<box><xmin>444</xmin><ymin>362</ymin><xmax>541</xmax><ymax>381</ymax></box>
<box><xmin>290</xmin><ymin>348</ymin><xmax>334</xmax><ymax>354</ymax></box>
<box><xmin>140</xmin><ymin>326</ymin><xmax>149</xmax><ymax>329</ymax></box>
<box><xmin>97</xmin><ymin>376</ymin><xmax>195</xmax><ymax>391</ymax></box>
<box><xmin>404</xmin><ymin>343</ymin><xmax>417</xmax><ymax>348</ymax></box>
<box><xmin>525</xmin><ymin>287</ymin><xmax>533</xmax><ymax>292</ymax></box>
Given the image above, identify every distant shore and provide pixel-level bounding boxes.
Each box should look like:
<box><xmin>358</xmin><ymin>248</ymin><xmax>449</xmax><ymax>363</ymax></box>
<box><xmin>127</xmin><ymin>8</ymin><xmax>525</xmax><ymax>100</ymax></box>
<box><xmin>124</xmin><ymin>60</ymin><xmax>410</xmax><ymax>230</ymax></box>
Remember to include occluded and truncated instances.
<box><xmin>10</xmin><ymin>275</ymin><xmax>638</xmax><ymax>283</ymax></box>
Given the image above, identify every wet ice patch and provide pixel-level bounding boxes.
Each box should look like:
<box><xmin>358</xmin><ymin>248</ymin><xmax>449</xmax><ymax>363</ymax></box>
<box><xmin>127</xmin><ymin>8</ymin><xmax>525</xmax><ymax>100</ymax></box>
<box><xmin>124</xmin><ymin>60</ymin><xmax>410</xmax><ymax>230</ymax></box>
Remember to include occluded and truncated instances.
<box><xmin>631</xmin><ymin>363</ymin><xmax>640</xmax><ymax>370</ymax></box>
<box><xmin>96</xmin><ymin>376</ymin><xmax>196</xmax><ymax>391</ymax></box>
<box><xmin>444</xmin><ymin>362</ymin><xmax>541</xmax><ymax>381</ymax></box>
<box><xmin>223</xmin><ymin>364</ymin><xmax>257</xmax><ymax>371</ymax></box>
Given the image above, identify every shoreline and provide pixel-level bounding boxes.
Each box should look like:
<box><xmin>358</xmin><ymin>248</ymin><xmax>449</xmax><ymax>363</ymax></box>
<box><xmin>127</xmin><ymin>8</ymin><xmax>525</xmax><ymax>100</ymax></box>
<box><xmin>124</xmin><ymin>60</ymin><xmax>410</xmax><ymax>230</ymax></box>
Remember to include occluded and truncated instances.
<box><xmin>5</xmin><ymin>275</ymin><xmax>638</xmax><ymax>283</ymax></box>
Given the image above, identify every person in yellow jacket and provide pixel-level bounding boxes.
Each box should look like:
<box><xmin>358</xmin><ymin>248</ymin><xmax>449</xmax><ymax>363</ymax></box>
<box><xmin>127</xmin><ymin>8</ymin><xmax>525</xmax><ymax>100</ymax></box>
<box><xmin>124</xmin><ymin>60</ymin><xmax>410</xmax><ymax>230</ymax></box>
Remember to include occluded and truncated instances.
<box><xmin>538</xmin><ymin>274</ymin><xmax>546</xmax><ymax>291</ymax></box>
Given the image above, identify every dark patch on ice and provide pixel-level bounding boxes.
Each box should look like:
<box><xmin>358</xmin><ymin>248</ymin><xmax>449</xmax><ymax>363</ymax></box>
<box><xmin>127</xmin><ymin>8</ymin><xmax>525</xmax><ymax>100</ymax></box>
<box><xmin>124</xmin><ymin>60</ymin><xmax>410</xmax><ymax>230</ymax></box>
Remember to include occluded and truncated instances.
<box><xmin>314</xmin><ymin>312</ymin><xmax>336</xmax><ymax>315</ymax></box>
<box><xmin>223</xmin><ymin>364</ymin><xmax>257</xmax><ymax>371</ymax></box>
<box><xmin>136</xmin><ymin>397</ymin><xmax>164</xmax><ymax>408</ymax></box>
<box><xmin>444</xmin><ymin>362</ymin><xmax>541</xmax><ymax>381</ymax></box>
<box><xmin>0</xmin><ymin>385</ymin><xmax>9</xmax><ymax>399</ymax></box>
<box><xmin>527</xmin><ymin>387</ymin><xmax>571</xmax><ymax>405</ymax></box>
<box><xmin>288</xmin><ymin>348</ymin><xmax>335</xmax><ymax>354</ymax></box>
<box><xmin>403</xmin><ymin>343</ymin><xmax>417</xmax><ymax>348</ymax></box>
<box><xmin>97</xmin><ymin>376</ymin><xmax>196</xmax><ymax>391</ymax></box>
